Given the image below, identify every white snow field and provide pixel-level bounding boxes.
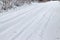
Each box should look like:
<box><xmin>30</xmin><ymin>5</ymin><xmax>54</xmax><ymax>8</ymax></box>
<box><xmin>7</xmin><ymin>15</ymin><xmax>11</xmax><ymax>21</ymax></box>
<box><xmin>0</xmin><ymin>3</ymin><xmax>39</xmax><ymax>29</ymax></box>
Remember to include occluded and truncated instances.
<box><xmin>0</xmin><ymin>1</ymin><xmax>60</xmax><ymax>40</ymax></box>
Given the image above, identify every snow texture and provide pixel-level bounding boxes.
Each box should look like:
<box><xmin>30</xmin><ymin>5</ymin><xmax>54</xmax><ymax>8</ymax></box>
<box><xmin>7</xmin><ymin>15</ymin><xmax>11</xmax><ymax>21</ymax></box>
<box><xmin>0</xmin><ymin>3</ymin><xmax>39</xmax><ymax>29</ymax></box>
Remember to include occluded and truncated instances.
<box><xmin>0</xmin><ymin>1</ymin><xmax>60</xmax><ymax>40</ymax></box>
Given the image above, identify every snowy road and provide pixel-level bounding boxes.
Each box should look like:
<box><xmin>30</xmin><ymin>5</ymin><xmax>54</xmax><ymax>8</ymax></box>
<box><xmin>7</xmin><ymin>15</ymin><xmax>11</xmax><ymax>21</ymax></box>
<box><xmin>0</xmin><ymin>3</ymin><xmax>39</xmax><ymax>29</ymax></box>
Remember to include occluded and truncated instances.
<box><xmin>0</xmin><ymin>1</ymin><xmax>60</xmax><ymax>40</ymax></box>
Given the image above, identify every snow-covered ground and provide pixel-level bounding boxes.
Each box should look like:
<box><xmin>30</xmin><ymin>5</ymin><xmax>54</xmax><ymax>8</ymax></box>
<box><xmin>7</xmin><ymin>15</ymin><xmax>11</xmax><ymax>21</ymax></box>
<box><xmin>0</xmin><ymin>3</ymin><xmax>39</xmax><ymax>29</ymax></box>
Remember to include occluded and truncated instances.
<box><xmin>0</xmin><ymin>1</ymin><xmax>60</xmax><ymax>40</ymax></box>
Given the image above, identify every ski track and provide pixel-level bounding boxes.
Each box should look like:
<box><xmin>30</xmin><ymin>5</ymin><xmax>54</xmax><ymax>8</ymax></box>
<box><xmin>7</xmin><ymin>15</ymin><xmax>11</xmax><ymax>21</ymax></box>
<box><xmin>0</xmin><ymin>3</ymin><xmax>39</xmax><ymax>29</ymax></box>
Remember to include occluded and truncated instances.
<box><xmin>0</xmin><ymin>1</ymin><xmax>60</xmax><ymax>40</ymax></box>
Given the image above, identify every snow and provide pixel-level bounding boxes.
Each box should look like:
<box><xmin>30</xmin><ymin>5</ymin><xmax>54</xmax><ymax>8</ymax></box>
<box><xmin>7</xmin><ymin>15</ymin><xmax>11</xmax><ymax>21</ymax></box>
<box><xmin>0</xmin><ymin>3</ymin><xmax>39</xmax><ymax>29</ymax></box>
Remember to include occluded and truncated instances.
<box><xmin>0</xmin><ymin>1</ymin><xmax>60</xmax><ymax>40</ymax></box>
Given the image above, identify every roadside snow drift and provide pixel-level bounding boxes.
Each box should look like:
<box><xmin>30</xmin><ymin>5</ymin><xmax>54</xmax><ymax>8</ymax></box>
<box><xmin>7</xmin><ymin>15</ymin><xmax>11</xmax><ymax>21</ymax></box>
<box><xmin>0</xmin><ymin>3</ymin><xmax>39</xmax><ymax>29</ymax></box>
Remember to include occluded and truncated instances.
<box><xmin>0</xmin><ymin>1</ymin><xmax>60</xmax><ymax>40</ymax></box>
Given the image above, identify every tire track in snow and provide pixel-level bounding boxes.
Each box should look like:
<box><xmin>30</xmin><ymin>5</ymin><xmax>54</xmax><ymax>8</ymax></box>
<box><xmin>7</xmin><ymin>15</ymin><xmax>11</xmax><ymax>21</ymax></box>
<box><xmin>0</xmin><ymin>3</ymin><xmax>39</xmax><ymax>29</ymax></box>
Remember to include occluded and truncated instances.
<box><xmin>0</xmin><ymin>4</ymin><xmax>44</xmax><ymax>33</ymax></box>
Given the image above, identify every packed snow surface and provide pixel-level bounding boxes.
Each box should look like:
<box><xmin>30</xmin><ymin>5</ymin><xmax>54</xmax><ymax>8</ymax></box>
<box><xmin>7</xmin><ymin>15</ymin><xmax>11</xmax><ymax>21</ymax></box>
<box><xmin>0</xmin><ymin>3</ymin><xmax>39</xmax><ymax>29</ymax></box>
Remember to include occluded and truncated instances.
<box><xmin>0</xmin><ymin>1</ymin><xmax>60</xmax><ymax>40</ymax></box>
